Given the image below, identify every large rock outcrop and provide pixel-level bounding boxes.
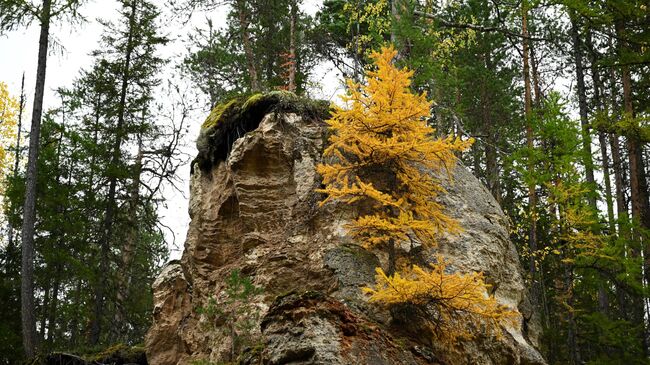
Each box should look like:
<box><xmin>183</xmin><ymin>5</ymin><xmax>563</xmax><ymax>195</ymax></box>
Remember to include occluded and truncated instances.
<box><xmin>145</xmin><ymin>94</ymin><xmax>546</xmax><ymax>365</ymax></box>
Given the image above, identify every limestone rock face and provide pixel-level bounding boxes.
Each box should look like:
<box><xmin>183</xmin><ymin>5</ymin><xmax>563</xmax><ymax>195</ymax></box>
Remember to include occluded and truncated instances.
<box><xmin>145</xmin><ymin>110</ymin><xmax>546</xmax><ymax>365</ymax></box>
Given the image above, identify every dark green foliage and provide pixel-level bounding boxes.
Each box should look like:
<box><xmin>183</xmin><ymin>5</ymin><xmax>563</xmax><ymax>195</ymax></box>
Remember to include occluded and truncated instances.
<box><xmin>0</xmin><ymin>237</ymin><xmax>22</xmax><ymax>365</ymax></box>
<box><xmin>0</xmin><ymin>0</ymin><xmax>178</xmax><ymax>358</ymax></box>
<box><xmin>194</xmin><ymin>91</ymin><xmax>330</xmax><ymax>173</ymax></box>
<box><xmin>181</xmin><ymin>0</ymin><xmax>318</xmax><ymax>108</ymax></box>
<box><xmin>0</xmin><ymin>112</ymin><xmax>169</xmax><ymax>356</ymax></box>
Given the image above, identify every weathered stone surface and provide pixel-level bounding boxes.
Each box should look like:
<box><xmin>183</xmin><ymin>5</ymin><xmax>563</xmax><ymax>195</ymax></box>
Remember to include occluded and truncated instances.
<box><xmin>145</xmin><ymin>262</ymin><xmax>192</xmax><ymax>365</ymax></box>
<box><xmin>258</xmin><ymin>292</ymin><xmax>427</xmax><ymax>365</ymax></box>
<box><xmin>145</xmin><ymin>109</ymin><xmax>546</xmax><ymax>365</ymax></box>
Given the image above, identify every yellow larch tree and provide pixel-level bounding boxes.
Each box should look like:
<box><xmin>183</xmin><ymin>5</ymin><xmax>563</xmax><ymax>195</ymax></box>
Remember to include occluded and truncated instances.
<box><xmin>0</xmin><ymin>81</ymin><xmax>19</xmax><ymax>193</ymax></box>
<box><xmin>317</xmin><ymin>45</ymin><xmax>516</xmax><ymax>344</ymax></box>
<box><xmin>317</xmin><ymin>45</ymin><xmax>471</xmax><ymax>251</ymax></box>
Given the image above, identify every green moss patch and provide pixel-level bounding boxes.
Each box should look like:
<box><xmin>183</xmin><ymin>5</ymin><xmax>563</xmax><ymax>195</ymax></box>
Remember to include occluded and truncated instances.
<box><xmin>25</xmin><ymin>343</ymin><xmax>147</xmax><ymax>365</ymax></box>
<box><xmin>193</xmin><ymin>91</ymin><xmax>330</xmax><ymax>174</ymax></box>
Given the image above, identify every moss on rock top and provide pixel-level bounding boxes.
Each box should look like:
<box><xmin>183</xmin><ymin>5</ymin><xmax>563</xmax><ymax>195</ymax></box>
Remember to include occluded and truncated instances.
<box><xmin>194</xmin><ymin>91</ymin><xmax>330</xmax><ymax>174</ymax></box>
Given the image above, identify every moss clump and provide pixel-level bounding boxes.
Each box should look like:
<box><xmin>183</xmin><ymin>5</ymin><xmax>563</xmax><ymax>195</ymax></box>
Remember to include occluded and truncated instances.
<box><xmin>201</xmin><ymin>98</ymin><xmax>241</xmax><ymax>129</ymax></box>
<box><xmin>83</xmin><ymin>343</ymin><xmax>146</xmax><ymax>363</ymax></box>
<box><xmin>25</xmin><ymin>343</ymin><xmax>147</xmax><ymax>365</ymax></box>
<box><xmin>193</xmin><ymin>92</ymin><xmax>330</xmax><ymax>174</ymax></box>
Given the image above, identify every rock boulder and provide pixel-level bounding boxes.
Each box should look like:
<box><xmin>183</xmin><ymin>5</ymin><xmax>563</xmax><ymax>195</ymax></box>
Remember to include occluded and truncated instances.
<box><xmin>145</xmin><ymin>97</ymin><xmax>545</xmax><ymax>365</ymax></box>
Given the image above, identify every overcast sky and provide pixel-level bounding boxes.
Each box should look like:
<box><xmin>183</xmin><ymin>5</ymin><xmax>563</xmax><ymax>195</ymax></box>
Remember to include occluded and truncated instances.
<box><xmin>0</xmin><ymin>0</ymin><xmax>341</xmax><ymax>260</ymax></box>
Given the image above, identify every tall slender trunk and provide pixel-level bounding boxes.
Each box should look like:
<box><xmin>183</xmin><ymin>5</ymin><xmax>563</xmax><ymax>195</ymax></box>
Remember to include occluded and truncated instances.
<box><xmin>527</xmin><ymin>23</ymin><xmax>554</xmax><ymax>328</ymax></box>
<box><xmin>114</xmin><ymin>135</ymin><xmax>143</xmax><ymax>339</ymax></box>
<box><xmin>616</xmin><ymin>19</ymin><xmax>649</xmax><ymax>356</ymax></box>
<box><xmin>235</xmin><ymin>0</ymin><xmax>259</xmax><ymax>92</ymax></box>
<box><xmin>287</xmin><ymin>2</ymin><xmax>297</xmax><ymax>92</ymax></box>
<box><xmin>81</xmin><ymin>95</ymin><xmax>100</xmax><ymax>344</ymax></box>
<box><xmin>522</xmin><ymin>0</ymin><xmax>538</xmax><ymax>306</ymax></box>
<box><xmin>391</xmin><ymin>0</ymin><xmax>399</xmax><ymax>44</ymax></box>
<box><xmin>611</xmin><ymin>133</ymin><xmax>627</xmax><ymax>223</ymax></box>
<box><xmin>481</xmin><ymin>50</ymin><xmax>500</xmax><ymax>203</ymax></box>
<box><xmin>588</xmin><ymin>34</ymin><xmax>615</xmax><ymax>234</ymax></box>
<box><xmin>608</xmin><ymin>55</ymin><xmax>628</xmax><ymax>229</ymax></box>
<box><xmin>90</xmin><ymin>0</ymin><xmax>138</xmax><ymax>345</ymax></box>
<box><xmin>529</xmin><ymin>38</ymin><xmax>542</xmax><ymax>106</ymax></box>
<box><xmin>43</xmin><ymin>104</ymin><xmax>65</xmax><ymax>349</ymax></box>
<box><xmin>600</xmin><ymin>134</ymin><xmax>615</xmax><ymax>229</ymax></box>
<box><xmin>616</xmin><ymin>21</ymin><xmax>649</xmax><ymax>230</ymax></box>
<box><xmin>69</xmin><ymin>278</ymin><xmax>82</xmax><ymax>346</ymax></box>
<box><xmin>21</xmin><ymin>0</ymin><xmax>52</xmax><ymax>357</ymax></box>
<box><xmin>7</xmin><ymin>73</ymin><xmax>25</xmax><ymax>251</ymax></box>
<box><xmin>570</xmin><ymin>14</ymin><xmax>597</xmax><ymax>210</ymax></box>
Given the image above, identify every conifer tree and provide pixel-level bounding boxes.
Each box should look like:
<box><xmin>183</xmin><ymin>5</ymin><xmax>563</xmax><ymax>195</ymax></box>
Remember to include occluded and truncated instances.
<box><xmin>318</xmin><ymin>46</ymin><xmax>515</xmax><ymax>343</ymax></box>
<box><xmin>181</xmin><ymin>0</ymin><xmax>315</xmax><ymax>107</ymax></box>
<box><xmin>0</xmin><ymin>0</ymin><xmax>87</xmax><ymax>356</ymax></box>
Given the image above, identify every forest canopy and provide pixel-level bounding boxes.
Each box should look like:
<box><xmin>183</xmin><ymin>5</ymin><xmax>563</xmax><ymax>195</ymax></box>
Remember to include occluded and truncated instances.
<box><xmin>0</xmin><ymin>0</ymin><xmax>649</xmax><ymax>364</ymax></box>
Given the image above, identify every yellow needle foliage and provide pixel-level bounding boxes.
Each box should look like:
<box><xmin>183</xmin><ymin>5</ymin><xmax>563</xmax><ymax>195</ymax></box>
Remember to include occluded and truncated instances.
<box><xmin>0</xmin><ymin>82</ymin><xmax>18</xmax><ymax>186</ymax></box>
<box><xmin>317</xmin><ymin>46</ymin><xmax>472</xmax><ymax>249</ymax></box>
<box><xmin>364</xmin><ymin>256</ymin><xmax>518</xmax><ymax>343</ymax></box>
<box><xmin>317</xmin><ymin>46</ymin><xmax>517</xmax><ymax>345</ymax></box>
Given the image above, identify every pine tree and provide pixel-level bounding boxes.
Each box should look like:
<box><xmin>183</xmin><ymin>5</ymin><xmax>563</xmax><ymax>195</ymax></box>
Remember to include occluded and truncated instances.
<box><xmin>182</xmin><ymin>0</ymin><xmax>315</xmax><ymax>107</ymax></box>
<box><xmin>87</xmin><ymin>0</ymin><xmax>168</xmax><ymax>344</ymax></box>
<box><xmin>0</xmin><ymin>0</ymin><xmax>87</xmax><ymax>356</ymax></box>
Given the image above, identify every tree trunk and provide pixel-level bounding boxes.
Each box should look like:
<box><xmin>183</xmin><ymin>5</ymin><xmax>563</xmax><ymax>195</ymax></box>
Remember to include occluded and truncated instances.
<box><xmin>608</xmin><ymin>56</ymin><xmax>628</xmax><ymax>230</ymax></box>
<box><xmin>235</xmin><ymin>0</ymin><xmax>259</xmax><ymax>92</ymax></box>
<box><xmin>616</xmin><ymin>20</ymin><xmax>649</xmax><ymax>230</ymax></box>
<box><xmin>588</xmin><ymin>34</ymin><xmax>615</xmax><ymax>234</ymax></box>
<box><xmin>570</xmin><ymin>14</ymin><xmax>597</xmax><ymax>210</ymax></box>
<box><xmin>610</xmin><ymin>133</ymin><xmax>627</xmax><ymax>222</ymax></box>
<box><xmin>21</xmin><ymin>0</ymin><xmax>52</xmax><ymax>357</ymax></box>
<box><xmin>90</xmin><ymin>0</ymin><xmax>138</xmax><ymax>345</ymax></box>
<box><xmin>529</xmin><ymin>37</ymin><xmax>542</xmax><ymax>106</ymax></box>
<box><xmin>616</xmin><ymin>18</ymin><xmax>649</xmax><ymax>356</ymax></box>
<box><xmin>7</xmin><ymin>73</ymin><xmax>25</xmax><ymax>251</ymax></box>
<box><xmin>391</xmin><ymin>0</ymin><xmax>399</xmax><ymax>44</ymax></box>
<box><xmin>482</xmin><ymin>51</ymin><xmax>500</xmax><ymax>203</ymax></box>
<box><xmin>39</xmin><ymin>278</ymin><xmax>50</xmax><ymax>342</ymax></box>
<box><xmin>114</xmin><ymin>136</ymin><xmax>143</xmax><ymax>339</ymax></box>
<box><xmin>287</xmin><ymin>2</ymin><xmax>297</xmax><ymax>92</ymax></box>
<box><xmin>69</xmin><ymin>278</ymin><xmax>83</xmax><ymax>347</ymax></box>
<box><xmin>522</xmin><ymin>0</ymin><xmax>538</xmax><ymax>306</ymax></box>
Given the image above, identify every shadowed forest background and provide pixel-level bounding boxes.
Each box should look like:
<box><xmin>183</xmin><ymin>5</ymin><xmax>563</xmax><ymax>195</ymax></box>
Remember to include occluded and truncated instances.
<box><xmin>0</xmin><ymin>0</ymin><xmax>649</xmax><ymax>364</ymax></box>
